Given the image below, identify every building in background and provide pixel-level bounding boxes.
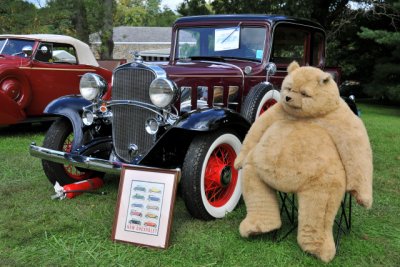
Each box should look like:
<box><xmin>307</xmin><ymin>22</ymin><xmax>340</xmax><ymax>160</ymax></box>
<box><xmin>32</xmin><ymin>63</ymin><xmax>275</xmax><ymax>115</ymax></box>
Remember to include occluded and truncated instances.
<box><xmin>90</xmin><ymin>26</ymin><xmax>172</xmax><ymax>62</ymax></box>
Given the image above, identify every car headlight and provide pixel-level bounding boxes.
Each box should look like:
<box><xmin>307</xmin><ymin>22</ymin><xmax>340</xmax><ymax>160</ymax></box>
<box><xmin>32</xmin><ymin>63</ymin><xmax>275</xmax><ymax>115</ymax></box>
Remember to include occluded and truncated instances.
<box><xmin>79</xmin><ymin>73</ymin><xmax>107</xmax><ymax>101</ymax></box>
<box><xmin>149</xmin><ymin>78</ymin><xmax>178</xmax><ymax>108</ymax></box>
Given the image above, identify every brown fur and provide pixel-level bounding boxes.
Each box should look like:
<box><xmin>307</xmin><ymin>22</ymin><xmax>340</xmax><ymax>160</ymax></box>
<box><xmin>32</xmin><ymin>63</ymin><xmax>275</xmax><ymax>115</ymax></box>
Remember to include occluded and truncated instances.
<box><xmin>235</xmin><ymin>61</ymin><xmax>373</xmax><ymax>262</ymax></box>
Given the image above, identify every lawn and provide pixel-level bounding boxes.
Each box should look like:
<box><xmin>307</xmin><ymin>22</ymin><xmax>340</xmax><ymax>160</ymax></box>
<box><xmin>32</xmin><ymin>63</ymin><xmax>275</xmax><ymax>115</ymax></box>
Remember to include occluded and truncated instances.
<box><xmin>0</xmin><ymin>103</ymin><xmax>399</xmax><ymax>267</ymax></box>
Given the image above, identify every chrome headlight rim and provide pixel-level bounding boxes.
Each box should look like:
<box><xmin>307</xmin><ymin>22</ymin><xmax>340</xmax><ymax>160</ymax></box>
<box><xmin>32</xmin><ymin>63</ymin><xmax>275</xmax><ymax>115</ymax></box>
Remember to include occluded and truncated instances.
<box><xmin>149</xmin><ymin>78</ymin><xmax>178</xmax><ymax>108</ymax></box>
<box><xmin>79</xmin><ymin>73</ymin><xmax>107</xmax><ymax>101</ymax></box>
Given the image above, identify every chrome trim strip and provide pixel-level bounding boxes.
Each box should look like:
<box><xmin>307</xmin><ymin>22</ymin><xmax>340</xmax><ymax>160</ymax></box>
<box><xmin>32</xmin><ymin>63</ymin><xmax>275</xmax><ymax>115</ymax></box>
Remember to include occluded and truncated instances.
<box><xmin>19</xmin><ymin>67</ymin><xmax>96</xmax><ymax>72</ymax></box>
<box><xmin>200</xmin><ymin>60</ymin><xmax>245</xmax><ymax>89</ymax></box>
<box><xmin>146</xmin><ymin>64</ymin><xmax>167</xmax><ymax>78</ymax></box>
<box><xmin>108</xmin><ymin>100</ymin><xmax>163</xmax><ymax>116</ymax></box>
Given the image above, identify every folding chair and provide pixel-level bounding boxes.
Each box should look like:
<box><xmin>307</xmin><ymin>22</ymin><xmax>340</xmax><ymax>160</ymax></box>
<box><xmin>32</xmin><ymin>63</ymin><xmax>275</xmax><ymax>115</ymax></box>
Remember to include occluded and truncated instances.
<box><xmin>273</xmin><ymin>192</ymin><xmax>352</xmax><ymax>251</ymax></box>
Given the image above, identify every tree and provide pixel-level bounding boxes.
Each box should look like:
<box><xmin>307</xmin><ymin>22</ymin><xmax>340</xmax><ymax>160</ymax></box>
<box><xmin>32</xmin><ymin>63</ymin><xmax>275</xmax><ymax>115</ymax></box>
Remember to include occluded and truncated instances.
<box><xmin>115</xmin><ymin>0</ymin><xmax>177</xmax><ymax>26</ymax></box>
<box><xmin>0</xmin><ymin>0</ymin><xmax>40</xmax><ymax>34</ymax></box>
<box><xmin>177</xmin><ymin>0</ymin><xmax>212</xmax><ymax>16</ymax></box>
<box><xmin>71</xmin><ymin>0</ymin><xmax>90</xmax><ymax>44</ymax></box>
<box><xmin>98</xmin><ymin>0</ymin><xmax>115</xmax><ymax>59</ymax></box>
<box><xmin>357</xmin><ymin>1</ymin><xmax>400</xmax><ymax>102</ymax></box>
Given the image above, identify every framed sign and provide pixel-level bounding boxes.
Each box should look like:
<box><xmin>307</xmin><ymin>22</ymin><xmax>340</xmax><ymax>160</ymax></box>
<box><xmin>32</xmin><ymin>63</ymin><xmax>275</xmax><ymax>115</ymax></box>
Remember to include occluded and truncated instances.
<box><xmin>111</xmin><ymin>166</ymin><xmax>180</xmax><ymax>249</ymax></box>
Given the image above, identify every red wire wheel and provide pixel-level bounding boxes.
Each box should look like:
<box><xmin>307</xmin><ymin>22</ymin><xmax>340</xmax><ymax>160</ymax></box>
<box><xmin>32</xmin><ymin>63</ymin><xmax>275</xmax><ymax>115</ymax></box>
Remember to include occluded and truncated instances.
<box><xmin>182</xmin><ymin>131</ymin><xmax>243</xmax><ymax>220</ymax></box>
<box><xmin>241</xmin><ymin>83</ymin><xmax>280</xmax><ymax>123</ymax></box>
<box><xmin>258</xmin><ymin>98</ymin><xmax>278</xmax><ymax>116</ymax></box>
<box><xmin>62</xmin><ymin>133</ymin><xmax>91</xmax><ymax>181</ymax></box>
<box><xmin>204</xmin><ymin>144</ymin><xmax>238</xmax><ymax>207</ymax></box>
<box><xmin>42</xmin><ymin>117</ymin><xmax>94</xmax><ymax>186</ymax></box>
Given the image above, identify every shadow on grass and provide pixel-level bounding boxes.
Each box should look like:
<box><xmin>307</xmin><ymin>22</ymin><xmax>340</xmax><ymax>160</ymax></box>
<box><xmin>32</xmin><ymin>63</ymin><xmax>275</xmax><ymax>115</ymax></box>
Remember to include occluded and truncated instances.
<box><xmin>0</xmin><ymin>122</ymin><xmax>51</xmax><ymax>136</ymax></box>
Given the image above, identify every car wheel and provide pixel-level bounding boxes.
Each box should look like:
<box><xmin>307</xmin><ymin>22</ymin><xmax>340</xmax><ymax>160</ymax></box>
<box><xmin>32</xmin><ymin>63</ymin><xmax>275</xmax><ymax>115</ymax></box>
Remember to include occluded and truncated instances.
<box><xmin>41</xmin><ymin>117</ymin><xmax>101</xmax><ymax>186</ymax></box>
<box><xmin>241</xmin><ymin>83</ymin><xmax>280</xmax><ymax>123</ymax></box>
<box><xmin>181</xmin><ymin>130</ymin><xmax>242</xmax><ymax>220</ymax></box>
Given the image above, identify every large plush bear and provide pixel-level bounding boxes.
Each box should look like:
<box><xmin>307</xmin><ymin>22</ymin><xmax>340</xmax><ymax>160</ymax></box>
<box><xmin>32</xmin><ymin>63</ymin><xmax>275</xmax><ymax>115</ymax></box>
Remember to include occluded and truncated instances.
<box><xmin>234</xmin><ymin>61</ymin><xmax>373</xmax><ymax>262</ymax></box>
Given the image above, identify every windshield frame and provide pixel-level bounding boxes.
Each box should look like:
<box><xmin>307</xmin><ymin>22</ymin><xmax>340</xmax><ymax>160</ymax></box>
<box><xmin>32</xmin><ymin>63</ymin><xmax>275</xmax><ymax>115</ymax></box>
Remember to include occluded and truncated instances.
<box><xmin>174</xmin><ymin>25</ymin><xmax>268</xmax><ymax>63</ymax></box>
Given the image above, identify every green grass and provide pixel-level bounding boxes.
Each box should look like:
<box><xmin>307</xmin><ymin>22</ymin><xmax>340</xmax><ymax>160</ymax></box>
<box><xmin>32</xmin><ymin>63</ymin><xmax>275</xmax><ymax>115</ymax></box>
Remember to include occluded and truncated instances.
<box><xmin>1</xmin><ymin>104</ymin><xmax>399</xmax><ymax>267</ymax></box>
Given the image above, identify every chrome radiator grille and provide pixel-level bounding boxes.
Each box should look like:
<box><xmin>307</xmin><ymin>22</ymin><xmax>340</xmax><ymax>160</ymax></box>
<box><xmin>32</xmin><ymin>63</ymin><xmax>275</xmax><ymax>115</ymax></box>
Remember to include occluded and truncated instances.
<box><xmin>112</xmin><ymin>67</ymin><xmax>156</xmax><ymax>162</ymax></box>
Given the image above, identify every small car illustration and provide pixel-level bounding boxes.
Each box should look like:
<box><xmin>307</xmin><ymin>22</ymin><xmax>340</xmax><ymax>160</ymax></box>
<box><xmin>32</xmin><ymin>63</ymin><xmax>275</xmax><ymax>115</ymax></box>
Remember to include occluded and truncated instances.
<box><xmin>130</xmin><ymin>210</ymin><xmax>143</xmax><ymax>217</ymax></box>
<box><xmin>144</xmin><ymin>221</ymin><xmax>157</xmax><ymax>228</ymax></box>
<box><xmin>149</xmin><ymin>187</ymin><xmax>162</xmax><ymax>193</ymax></box>
<box><xmin>131</xmin><ymin>203</ymin><xmax>144</xmax><ymax>208</ymax></box>
<box><xmin>145</xmin><ymin>213</ymin><xmax>158</xmax><ymax>219</ymax></box>
<box><xmin>147</xmin><ymin>195</ymin><xmax>160</xmax><ymax>202</ymax></box>
<box><xmin>146</xmin><ymin>205</ymin><xmax>160</xmax><ymax>211</ymax></box>
<box><xmin>133</xmin><ymin>185</ymin><xmax>146</xmax><ymax>192</ymax></box>
<box><xmin>129</xmin><ymin>219</ymin><xmax>141</xmax><ymax>225</ymax></box>
<box><xmin>132</xmin><ymin>193</ymin><xmax>145</xmax><ymax>200</ymax></box>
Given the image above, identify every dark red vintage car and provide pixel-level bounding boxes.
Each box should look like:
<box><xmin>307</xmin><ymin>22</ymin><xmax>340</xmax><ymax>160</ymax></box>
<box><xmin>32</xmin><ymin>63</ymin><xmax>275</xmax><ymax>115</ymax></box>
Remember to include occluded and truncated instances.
<box><xmin>30</xmin><ymin>15</ymin><xmax>356</xmax><ymax>220</ymax></box>
<box><xmin>0</xmin><ymin>34</ymin><xmax>112</xmax><ymax>125</ymax></box>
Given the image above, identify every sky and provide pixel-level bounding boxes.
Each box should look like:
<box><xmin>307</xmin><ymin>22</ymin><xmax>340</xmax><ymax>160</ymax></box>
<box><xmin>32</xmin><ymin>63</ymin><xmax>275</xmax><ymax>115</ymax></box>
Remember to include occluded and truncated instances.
<box><xmin>26</xmin><ymin>0</ymin><xmax>184</xmax><ymax>11</ymax></box>
<box><xmin>161</xmin><ymin>0</ymin><xmax>183</xmax><ymax>11</ymax></box>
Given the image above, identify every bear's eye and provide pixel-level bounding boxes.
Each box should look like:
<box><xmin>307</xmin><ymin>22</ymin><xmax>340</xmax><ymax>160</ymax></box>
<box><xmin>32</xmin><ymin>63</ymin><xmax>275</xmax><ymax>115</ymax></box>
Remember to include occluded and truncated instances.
<box><xmin>286</xmin><ymin>87</ymin><xmax>292</xmax><ymax>92</ymax></box>
<box><xmin>301</xmin><ymin>91</ymin><xmax>310</xmax><ymax>97</ymax></box>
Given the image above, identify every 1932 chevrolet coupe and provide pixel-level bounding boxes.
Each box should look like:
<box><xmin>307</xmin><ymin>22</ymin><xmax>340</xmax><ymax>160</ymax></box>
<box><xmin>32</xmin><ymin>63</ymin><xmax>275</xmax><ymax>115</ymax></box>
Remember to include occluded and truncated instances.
<box><xmin>0</xmin><ymin>34</ymin><xmax>111</xmax><ymax>125</ymax></box>
<box><xmin>30</xmin><ymin>15</ymin><xmax>356</xmax><ymax>220</ymax></box>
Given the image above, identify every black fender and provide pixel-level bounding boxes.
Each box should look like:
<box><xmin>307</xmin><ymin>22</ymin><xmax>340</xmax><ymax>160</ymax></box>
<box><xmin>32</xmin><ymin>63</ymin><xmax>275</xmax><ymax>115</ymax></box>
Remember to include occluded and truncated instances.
<box><xmin>139</xmin><ymin>108</ymin><xmax>250</xmax><ymax>168</ymax></box>
<box><xmin>341</xmin><ymin>96</ymin><xmax>359</xmax><ymax>116</ymax></box>
<box><xmin>44</xmin><ymin>95</ymin><xmax>91</xmax><ymax>151</ymax></box>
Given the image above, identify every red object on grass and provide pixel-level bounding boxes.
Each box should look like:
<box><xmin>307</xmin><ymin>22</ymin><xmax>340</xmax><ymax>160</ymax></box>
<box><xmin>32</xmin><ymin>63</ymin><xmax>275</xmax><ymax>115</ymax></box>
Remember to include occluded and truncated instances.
<box><xmin>63</xmin><ymin>177</ymin><xmax>104</xmax><ymax>199</ymax></box>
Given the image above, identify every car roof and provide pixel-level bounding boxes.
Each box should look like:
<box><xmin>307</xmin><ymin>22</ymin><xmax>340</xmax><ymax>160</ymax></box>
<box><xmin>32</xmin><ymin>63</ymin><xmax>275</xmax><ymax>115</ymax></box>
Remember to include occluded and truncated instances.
<box><xmin>175</xmin><ymin>14</ymin><xmax>322</xmax><ymax>28</ymax></box>
<box><xmin>0</xmin><ymin>34</ymin><xmax>99</xmax><ymax>66</ymax></box>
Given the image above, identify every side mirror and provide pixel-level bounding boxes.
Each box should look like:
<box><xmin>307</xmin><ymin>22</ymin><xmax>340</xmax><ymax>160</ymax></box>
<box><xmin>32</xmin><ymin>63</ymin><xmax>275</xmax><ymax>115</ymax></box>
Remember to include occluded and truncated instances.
<box><xmin>40</xmin><ymin>46</ymin><xmax>48</xmax><ymax>54</ymax></box>
<box><xmin>22</xmin><ymin>45</ymin><xmax>33</xmax><ymax>56</ymax></box>
<box><xmin>266</xmin><ymin>62</ymin><xmax>277</xmax><ymax>82</ymax></box>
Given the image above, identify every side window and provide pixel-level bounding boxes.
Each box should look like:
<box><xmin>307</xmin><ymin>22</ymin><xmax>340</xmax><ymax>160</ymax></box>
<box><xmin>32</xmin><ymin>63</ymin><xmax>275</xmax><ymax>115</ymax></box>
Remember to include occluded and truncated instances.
<box><xmin>271</xmin><ymin>26</ymin><xmax>308</xmax><ymax>66</ymax></box>
<box><xmin>311</xmin><ymin>32</ymin><xmax>325</xmax><ymax>67</ymax></box>
<box><xmin>52</xmin><ymin>43</ymin><xmax>77</xmax><ymax>64</ymax></box>
<box><xmin>34</xmin><ymin>43</ymin><xmax>53</xmax><ymax>63</ymax></box>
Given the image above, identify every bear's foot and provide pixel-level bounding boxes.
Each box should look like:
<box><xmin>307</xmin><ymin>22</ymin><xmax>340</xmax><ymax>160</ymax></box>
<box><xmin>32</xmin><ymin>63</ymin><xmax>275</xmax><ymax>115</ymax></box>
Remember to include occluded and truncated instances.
<box><xmin>239</xmin><ymin>215</ymin><xmax>282</xmax><ymax>238</ymax></box>
<box><xmin>350</xmin><ymin>190</ymin><xmax>372</xmax><ymax>209</ymax></box>
<box><xmin>299</xmin><ymin>237</ymin><xmax>336</xmax><ymax>263</ymax></box>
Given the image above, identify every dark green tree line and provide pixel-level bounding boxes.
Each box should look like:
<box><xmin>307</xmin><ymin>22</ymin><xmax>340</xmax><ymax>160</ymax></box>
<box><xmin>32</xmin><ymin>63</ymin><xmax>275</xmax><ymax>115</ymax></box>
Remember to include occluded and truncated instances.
<box><xmin>178</xmin><ymin>0</ymin><xmax>400</xmax><ymax>103</ymax></box>
<box><xmin>2</xmin><ymin>0</ymin><xmax>399</xmax><ymax>102</ymax></box>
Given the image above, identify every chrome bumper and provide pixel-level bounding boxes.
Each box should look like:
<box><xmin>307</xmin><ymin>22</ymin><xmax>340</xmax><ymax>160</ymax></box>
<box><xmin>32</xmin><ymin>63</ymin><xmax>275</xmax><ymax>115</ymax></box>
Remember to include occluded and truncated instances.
<box><xmin>29</xmin><ymin>143</ymin><xmax>122</xmax><ymax>175</ymax></box>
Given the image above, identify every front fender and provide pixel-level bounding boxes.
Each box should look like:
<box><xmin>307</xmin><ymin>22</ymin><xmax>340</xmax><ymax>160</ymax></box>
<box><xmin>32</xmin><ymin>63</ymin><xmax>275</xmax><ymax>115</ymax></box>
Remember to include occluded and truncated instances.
<box><xmin>0</xmin><ymin>90</ymin><xmax>25</xmax><ymax>125</ymax></box>
<box><xmin>45</xmin><ymin>95</ymin><xmax>91</xmax><ymax>150</ymax></box>
<box><xmin>139</xmin><ymin>108</ymin><xmax>250</xmax><ymax>168</ymax></box>
<box><xmin>175</xmin><ymin>108</ymin><xmax>251</xmax><ymax>132</ymax></box>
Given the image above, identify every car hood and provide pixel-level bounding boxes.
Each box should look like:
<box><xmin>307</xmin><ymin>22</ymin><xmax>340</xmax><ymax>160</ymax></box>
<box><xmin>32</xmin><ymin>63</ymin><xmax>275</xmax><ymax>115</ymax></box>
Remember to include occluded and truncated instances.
<box><xmin>161</xmin><ymin>60</ymin><xmax>246</xmax><ymax>78</ymax></box>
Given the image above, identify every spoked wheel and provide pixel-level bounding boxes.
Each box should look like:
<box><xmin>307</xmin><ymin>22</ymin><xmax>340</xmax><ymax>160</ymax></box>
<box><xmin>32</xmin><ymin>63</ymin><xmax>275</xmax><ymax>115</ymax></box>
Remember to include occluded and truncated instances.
<box><xmin>181</xmin><ymin>130</ymin><xmax>242</xmax><ymax>220</ymax></box>
<box><xmin>241</xmin><ymin>83</ymin><xmax>280</xmax><ymax>123</ymax></box>
<box><xmin>42</xmin><ymin>117</ymin><xmax>102</xmax><ymax>186</ymax></box>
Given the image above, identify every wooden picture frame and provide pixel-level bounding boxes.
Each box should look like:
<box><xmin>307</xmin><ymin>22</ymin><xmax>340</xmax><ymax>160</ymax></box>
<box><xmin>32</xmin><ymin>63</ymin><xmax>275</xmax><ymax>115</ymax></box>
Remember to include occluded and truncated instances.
<box><xmin>111</xmin><ymin>166</ymin><xmax>180</xmax><ymax>249</ymax></box>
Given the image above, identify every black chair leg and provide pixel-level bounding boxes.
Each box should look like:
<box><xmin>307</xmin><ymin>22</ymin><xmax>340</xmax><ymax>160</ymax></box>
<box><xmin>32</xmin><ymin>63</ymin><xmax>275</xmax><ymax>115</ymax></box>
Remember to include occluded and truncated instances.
<box><xmin>276</xmin><ymin>192</ymin><xmax>352</xmax><ymax>251</ymax></box>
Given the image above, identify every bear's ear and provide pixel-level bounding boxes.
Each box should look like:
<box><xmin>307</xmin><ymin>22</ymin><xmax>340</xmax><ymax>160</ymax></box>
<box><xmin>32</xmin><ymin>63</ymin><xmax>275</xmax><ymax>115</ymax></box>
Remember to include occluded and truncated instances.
<box><xmin>287</xmin><ymin>61</ymin><xmax>300</xmax><ymax>74</ymax></box>
<box><xmin>319</xmin><ymin>73</ymin><xmax>331</xmax><ymax>85</ymax></box>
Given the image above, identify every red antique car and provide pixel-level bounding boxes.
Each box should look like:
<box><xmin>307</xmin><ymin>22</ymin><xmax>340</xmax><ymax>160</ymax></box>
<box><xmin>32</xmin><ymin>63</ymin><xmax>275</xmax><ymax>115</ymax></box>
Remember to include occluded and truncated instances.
<box><xmin>0</xmin><ymin>34</ymin><xmax>112</xmax><ymax>125</ymax></box>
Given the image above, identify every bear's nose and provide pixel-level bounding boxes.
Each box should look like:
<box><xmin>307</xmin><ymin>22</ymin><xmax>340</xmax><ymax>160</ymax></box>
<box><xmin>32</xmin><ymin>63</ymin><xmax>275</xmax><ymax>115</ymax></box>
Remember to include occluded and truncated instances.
<box><xmin>286</xmin><ymin>96</ymin><xmax>292</xmax><ymax>102</ymax></box>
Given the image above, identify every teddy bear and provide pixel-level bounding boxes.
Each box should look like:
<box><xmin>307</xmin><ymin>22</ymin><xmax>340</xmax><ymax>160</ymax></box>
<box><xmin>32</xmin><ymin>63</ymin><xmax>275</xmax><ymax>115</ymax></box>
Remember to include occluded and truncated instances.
<box><xmin>234</xmin><ymin>61</ymin><xmax>373</xmax><ymax>263</ymax></box>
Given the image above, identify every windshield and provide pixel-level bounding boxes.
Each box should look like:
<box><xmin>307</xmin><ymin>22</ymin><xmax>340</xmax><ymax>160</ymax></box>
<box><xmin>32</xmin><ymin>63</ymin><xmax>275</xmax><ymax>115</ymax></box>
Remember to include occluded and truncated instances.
<box><xmin>176</xmin><ymin>26</ymin><xmax>266</xmax><ymax>62</ymax></box>
<box><xmin>0</xmin><ymin>38</ymin><xmax>35</xmax><ymax>57</ymax></box>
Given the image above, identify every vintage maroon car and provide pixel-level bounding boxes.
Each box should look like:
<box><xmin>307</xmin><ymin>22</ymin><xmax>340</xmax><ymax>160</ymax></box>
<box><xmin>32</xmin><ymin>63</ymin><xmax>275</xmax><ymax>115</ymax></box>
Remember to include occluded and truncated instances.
<box><xmin>30</xmin><ymin>15</ymin><xmax>357</xmax><ymax>220</ymax></box>
<box><xmin>0</xmin><ymin>34</ymin><xmax>112</xmax><ymax>125</ymax></box>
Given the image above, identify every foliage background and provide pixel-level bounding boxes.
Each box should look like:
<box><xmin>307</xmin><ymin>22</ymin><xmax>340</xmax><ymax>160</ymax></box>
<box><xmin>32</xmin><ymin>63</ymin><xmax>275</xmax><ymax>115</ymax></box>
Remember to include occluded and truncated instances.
<box><xmin>0</xmin><ymin>0</ymin><xmax>399</xmax><ymax>101</ymax></box>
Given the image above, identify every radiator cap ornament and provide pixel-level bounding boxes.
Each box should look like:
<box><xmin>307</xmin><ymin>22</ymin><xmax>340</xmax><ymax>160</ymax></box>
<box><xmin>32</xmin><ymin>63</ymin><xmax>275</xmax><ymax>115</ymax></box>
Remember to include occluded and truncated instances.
<box><xmin>128</xmin><ymin>144</ymin><xmax>139</xmax><ymax>156</ymax></box>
